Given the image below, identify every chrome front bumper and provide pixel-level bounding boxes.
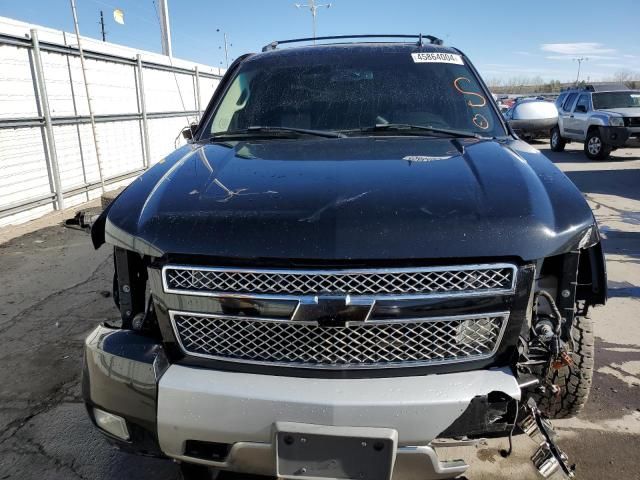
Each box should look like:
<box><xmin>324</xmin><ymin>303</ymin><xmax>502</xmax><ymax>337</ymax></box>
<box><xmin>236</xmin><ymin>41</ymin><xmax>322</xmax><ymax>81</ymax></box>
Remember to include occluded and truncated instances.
<box><xmin>156</xmin><ymin>365</ymin><xmax>521</xmax><ymax>478</ymax></box>
<box><xmin>83</xmin><ymin>325</ymin><xmax>522</xmax><ymax>479</ymax></box>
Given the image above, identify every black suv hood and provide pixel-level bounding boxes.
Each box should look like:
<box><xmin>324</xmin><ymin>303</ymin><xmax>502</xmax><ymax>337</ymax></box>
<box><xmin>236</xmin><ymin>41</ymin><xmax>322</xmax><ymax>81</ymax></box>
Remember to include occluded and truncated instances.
<box><xmin>101</xmin><ymin>137</ymin><xmax>597</xmax><ymax>262</ymax></box>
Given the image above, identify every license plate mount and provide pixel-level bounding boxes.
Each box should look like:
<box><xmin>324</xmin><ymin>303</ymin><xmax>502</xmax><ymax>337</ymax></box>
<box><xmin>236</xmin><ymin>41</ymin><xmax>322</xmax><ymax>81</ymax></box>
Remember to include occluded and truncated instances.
<box><xmin>275</xmin><ymin>422</ymin><xmax>397</xmax><ymax>480</ymax></box>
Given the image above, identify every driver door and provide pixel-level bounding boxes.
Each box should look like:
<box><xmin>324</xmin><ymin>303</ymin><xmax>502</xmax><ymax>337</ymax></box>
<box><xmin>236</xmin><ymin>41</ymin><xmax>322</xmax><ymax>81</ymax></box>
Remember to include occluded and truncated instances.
<box><xmin>568</xmin><ymin>94</ymin><xmax>591</xmax><ymax>140</ymax></box>
<box><xmin>558</xmin><ymin>93</ymin><xmax>578</xmax><ymax>138</ymax></box>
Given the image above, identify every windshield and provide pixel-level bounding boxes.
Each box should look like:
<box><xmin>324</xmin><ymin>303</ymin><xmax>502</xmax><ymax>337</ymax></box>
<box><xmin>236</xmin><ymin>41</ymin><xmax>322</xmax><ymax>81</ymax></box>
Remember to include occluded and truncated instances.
<box><xmin>206</xmin><ymin>47</ymin><xmax>506</xmax><ymax>138</ymax></box>
<box><xmin>592</xmin><ymin>91</ymin><xmax>640</xmax><ymax>110</ymax></box>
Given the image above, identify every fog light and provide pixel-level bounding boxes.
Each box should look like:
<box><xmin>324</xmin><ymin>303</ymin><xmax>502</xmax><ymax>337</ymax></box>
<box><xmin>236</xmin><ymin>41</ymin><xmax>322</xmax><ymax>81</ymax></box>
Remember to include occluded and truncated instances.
<box><xmin>94</xmin><ymin>408</ymin><xmax>130</xmax><ymax>440</ymax></box>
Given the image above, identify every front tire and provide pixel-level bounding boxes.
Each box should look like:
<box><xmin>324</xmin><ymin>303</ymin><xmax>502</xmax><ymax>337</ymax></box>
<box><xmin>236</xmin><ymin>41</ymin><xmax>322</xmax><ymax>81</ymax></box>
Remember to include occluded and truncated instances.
<box><xmin>535</xmin><ymin>313</ymin><xmax>595</xmax><ymax>419</ymax></box>
<box><xmin>550</xmin><ymin>126</ymin><xmax>566</xmax><ymax>152</ymax></box>
<box><xmin>584</xmin><ymin>129</ymin><xmax>611</xmax><ymax>160</ymax></box>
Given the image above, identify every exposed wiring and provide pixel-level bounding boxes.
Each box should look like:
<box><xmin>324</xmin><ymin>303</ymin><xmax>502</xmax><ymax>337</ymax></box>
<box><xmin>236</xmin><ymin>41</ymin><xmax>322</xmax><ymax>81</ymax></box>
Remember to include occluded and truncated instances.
<box><xmin>534</xmin><ymin>290</ymin><xmax>563</xmax><ymax>334</ymax></box>
<box><xmin>500</xmin><ymin>400</ymin><xmax>519</xmax><ymax>458</ymax></box>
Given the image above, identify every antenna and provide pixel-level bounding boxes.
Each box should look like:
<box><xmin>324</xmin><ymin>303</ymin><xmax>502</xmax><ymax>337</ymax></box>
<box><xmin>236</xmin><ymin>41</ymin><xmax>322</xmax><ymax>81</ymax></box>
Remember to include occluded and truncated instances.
<box><xmin>295</xmin><ymin>0</ymin><xmax>332</xmax><ymax>43</ymax></box>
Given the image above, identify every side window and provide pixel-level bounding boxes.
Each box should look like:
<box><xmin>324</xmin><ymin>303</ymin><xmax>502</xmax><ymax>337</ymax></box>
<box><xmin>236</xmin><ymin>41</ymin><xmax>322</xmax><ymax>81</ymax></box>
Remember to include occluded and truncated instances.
<box><xmin>211</xmin><ymin>71</ymin><xmax>255</xmax><ymax>134</ymax></box>
<box><xmin>574</xmin><ymin>94</ymin><xmax>590</xmax><ymax>113</ymax></box>
<box><xmin>562</xmin><ymin>93</ymin><xmax>577</xmax><ymax>112</ymax></box>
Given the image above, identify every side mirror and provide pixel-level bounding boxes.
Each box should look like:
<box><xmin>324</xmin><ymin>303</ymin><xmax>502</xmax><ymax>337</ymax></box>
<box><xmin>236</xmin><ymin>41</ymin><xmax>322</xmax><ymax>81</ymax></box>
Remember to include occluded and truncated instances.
<box><xmin>181</xmin><ymin>123</ymin><xmax>198</xmax><ymax>140</ymax></box>
<box><xmin>575</xmin><ymin>105</ymin><xmax>587</xmax><ymax>113</ymax></box>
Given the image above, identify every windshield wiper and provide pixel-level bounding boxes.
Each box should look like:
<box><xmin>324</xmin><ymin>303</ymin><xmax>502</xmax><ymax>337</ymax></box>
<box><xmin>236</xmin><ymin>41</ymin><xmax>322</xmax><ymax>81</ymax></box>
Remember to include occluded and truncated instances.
<box><xmin>354</xmin><ymin>123</ymin><xmax>482</xmax><ymax>139</ymax></box>
<box><xmin>211</xmin><ymin>126</ymin><xmax>345</xmax><ymax>140</ymax></box>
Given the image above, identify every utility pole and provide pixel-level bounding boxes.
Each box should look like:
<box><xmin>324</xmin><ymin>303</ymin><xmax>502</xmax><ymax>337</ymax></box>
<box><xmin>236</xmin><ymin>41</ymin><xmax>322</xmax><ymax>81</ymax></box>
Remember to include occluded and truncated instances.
<box><xmin>99</xmin><ymin>10</ymin><xmax>106</xmax><ymax>41</ymax></box>
<box><xmin>573</xmin><ymin>57</ymin><xmax>588</xmax><ymax>84</ymax></box>
<box><xmin>158</xmin><ymin>0</ymin><xmax>172</xmax><ymax>57</ymax></box>
<box><xmin>295</xmin><ymin>0</ymin><xmax>332</xmax><ymax>42</ymax></box>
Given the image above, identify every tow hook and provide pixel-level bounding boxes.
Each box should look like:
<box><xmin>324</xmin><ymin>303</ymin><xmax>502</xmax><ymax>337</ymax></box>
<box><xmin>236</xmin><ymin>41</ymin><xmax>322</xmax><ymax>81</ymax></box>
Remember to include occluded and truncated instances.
<box><xmin>519</xmin><ymin>398</ymin><xmax>575</xmax><ymax>478</ymax></box>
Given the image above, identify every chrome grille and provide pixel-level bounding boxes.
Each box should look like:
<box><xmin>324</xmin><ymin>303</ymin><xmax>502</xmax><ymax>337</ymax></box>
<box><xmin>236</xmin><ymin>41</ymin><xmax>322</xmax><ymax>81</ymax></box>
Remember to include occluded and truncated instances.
<box><xmin>163</xmin><ymin>264</ymin><xmax>516</xmax><ymax>298</ymax></box>
<box><xmin>170</xmin><ymin>312</ymin><xmax>508</xmax><ymax>369</ymax></box>
<box><xmin>626</xmin><ymin>117</ymin><xmax>640</xmax><ymax>127</ymax></box>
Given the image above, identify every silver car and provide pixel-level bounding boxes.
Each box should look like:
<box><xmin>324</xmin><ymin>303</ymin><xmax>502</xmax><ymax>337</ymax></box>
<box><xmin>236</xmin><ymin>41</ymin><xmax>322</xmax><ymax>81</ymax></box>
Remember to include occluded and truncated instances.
<box><xmin>503</xmin><ymin>97</ymin><xmax>558</xmax><ymax>140</ymax></box>
<box><xmin>551</xmin><ymin>84</ymin><xmax>640</xmax><ymax>160</ymax></box>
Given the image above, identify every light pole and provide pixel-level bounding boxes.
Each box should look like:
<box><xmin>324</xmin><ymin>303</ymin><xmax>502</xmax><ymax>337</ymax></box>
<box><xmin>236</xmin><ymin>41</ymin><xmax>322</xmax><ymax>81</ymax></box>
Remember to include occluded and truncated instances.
<box><xmin>295</xmin><ymin>0</ymin><xmax>332</xmax><ymax>42</ymax></box>
<box><xmin>216</xmin><ymin>29</ymin><xmax>231</xmax><ymax>68</ymax></box>
<box><xmin>158</xmin><ymin>0</ymin><xmax>172</xmax><ymax>57</ymax></box>
<box><xmin>573</xmin><ymin>57</ymin><xmax>588</xmax><ymax>84</ymax></box>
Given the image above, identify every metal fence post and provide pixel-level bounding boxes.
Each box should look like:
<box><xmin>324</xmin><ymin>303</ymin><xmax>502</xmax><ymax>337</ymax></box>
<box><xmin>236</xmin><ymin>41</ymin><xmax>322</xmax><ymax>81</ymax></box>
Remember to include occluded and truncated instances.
<box><xmin>136</xmin><ymin>54</ymin><xmax>151</xmax><ymax>168</ymax></box>
<box><xmin>30</xmin><ymin>29</ymin><xmax>64</xmax><ymax>210</ymax></box>
<box><xmin>194</xmin><ymin>66</ymin><xmax>201</xmax><ymax>120</ymax></box>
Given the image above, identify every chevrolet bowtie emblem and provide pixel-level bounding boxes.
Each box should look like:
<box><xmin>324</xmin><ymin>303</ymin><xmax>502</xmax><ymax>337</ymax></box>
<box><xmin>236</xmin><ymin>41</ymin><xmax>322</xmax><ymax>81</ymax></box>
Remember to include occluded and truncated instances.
<box><xmin>291</xmin><ymin>295</ymin><xmax>375</xmax><ymax>327</ymax></box>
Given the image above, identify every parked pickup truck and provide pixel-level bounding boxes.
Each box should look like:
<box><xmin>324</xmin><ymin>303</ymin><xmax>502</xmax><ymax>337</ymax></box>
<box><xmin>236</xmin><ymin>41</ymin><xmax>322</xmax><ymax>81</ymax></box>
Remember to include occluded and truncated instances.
<box><xmin>84</xmin><ymin>35</ymin><xmax>606</xmax><ymax>480</ymax></box>
<box><xmin>552</xmin><ymin>84</ymin><xmax>640</xmax><ymax>160</ymax></box>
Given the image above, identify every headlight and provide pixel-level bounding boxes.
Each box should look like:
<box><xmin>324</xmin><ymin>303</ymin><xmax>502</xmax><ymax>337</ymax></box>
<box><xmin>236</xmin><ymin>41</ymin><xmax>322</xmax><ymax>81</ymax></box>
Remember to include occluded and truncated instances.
<box><xmin>609</xmin><ymin>117</ymin><xmax>625</xmax><ymax>127</ymax></box>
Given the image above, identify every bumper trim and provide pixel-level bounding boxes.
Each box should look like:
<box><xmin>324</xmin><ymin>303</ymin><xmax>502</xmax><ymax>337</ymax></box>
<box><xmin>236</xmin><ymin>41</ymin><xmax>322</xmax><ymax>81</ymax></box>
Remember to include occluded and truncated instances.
<box><xmin>157</xmin><ymin>365</ymin><xmax>521</xmax><ymax>457</ymax></box>
<box><xmin>82</xmin><ymin>325</ymin><xmax>166</xmax><ymax>457</ymax></box>
<box><xmin>170</xmin><ymin>443</ymin><xmax>468</xmax><ymax>480</ymax></box>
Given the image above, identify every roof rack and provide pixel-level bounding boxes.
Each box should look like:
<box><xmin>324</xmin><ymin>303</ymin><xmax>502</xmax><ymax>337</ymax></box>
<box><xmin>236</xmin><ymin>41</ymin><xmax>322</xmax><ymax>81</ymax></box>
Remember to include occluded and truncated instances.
<box><xmin>261</xmin><ymin>34</ymin><xmax>444</xmax><ymax>52</ymax></box>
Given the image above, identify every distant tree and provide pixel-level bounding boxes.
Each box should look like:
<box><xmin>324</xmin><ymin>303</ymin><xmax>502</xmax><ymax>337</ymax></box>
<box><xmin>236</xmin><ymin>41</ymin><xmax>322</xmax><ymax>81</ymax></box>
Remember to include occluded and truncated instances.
<box><xmin>486</xmin><ymin>77</ymin><xmax>504</xmax><ymax>88</ymax></box>
<box><xmin>612</xmin><ymin>70</ymin><xmax>634</xmax><ymax>87</ymax></box>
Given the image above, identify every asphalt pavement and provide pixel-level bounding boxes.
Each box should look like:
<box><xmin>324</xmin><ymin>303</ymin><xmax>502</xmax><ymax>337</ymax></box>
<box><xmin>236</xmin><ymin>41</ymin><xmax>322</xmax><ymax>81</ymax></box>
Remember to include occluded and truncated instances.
<box><xmin>0</xmin><ymin>141</ymin><xmax>638</xmax><ymax>480</ymax></box>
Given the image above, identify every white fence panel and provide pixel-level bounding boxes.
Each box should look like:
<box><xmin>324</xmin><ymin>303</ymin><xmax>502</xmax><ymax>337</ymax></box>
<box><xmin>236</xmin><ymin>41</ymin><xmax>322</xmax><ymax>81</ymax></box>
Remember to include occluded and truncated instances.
<box><xmin>0</xmin><ymin>15</ymin><xmax>224</xmax><ymax>228</ymax></box>
<box><xmin>0</xmin><ymin>44</ymin><xmax>40</xmax><ymax>118</ymax></box>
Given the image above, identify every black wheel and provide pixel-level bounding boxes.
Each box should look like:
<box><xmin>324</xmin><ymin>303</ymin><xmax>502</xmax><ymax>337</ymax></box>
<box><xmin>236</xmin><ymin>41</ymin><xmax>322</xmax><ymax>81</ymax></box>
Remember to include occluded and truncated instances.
<box><xmin>535</xmin><ymin>312</ymin><xmax>595</xmax><ymax>419</ymax></box>
<box><xmin>550</xmin><ymin>127</ymin><xmax>566</xmax><ymax>152</ymax></box>
<box><xmin>178</xmin><ymin>463</ymin><xmax>218</xmax><ymax>480</ymax></box>
<box><xmin>584</xmin><ymin>129</ymin><xmax>611</xmax><ymax>160</ymax></box>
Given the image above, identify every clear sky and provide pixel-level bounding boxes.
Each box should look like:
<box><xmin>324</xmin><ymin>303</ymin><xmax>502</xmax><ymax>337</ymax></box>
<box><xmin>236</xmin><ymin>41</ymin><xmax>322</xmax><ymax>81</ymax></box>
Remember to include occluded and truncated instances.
<box><xmin>1</xmin><ymin>0</ymin><xmax>639</xmax><ymax>83</ymax></box>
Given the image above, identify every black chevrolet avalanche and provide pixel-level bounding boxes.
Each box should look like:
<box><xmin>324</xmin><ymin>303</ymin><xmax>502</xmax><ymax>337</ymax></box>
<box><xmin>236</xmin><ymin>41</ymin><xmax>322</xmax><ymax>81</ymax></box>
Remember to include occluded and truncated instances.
<box><xmin>85</xmin><ymin>35</ymin><xmax>605</xmax><ymax>480</ymax></box>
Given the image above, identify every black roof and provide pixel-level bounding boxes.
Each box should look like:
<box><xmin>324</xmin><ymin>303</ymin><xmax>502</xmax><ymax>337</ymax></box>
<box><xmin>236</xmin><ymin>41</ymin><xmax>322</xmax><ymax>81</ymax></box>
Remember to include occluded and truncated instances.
<box><xmin>251</xmin><ymin>40</ymin><xmax>461</xmax><ymax>64</ymax></box>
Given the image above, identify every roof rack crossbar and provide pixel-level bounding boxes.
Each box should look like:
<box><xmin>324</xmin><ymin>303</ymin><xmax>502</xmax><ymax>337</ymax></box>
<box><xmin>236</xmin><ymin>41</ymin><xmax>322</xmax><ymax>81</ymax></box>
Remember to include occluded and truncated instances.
<box><xmin>262</xmin><ymin>34</ymin><xmax>443</xmax><ymax>52</ymax></box>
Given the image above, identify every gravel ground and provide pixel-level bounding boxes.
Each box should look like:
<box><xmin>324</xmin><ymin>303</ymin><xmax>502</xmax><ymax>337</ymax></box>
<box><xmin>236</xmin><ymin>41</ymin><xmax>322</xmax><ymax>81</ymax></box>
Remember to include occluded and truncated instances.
<box><xmin>0</xmin><ymin>141</ymin><xmax>638</xmax><ymax>480</ymax></box>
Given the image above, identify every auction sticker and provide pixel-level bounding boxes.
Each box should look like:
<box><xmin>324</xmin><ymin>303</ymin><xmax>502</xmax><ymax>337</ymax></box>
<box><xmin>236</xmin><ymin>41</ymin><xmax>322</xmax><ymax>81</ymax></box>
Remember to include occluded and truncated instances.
<box><xmin>411</xmin><ymin>52</ymin><xmax>464</xmax><ymax>65</ymax></box>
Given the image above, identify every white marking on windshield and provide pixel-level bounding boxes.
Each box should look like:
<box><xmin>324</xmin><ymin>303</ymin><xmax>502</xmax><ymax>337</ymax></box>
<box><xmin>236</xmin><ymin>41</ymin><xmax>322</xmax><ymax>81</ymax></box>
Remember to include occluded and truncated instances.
<box><xmin>411</xmin><ymin>53</ymin><xmax>464</xmax><ymax>65</ymax></box>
